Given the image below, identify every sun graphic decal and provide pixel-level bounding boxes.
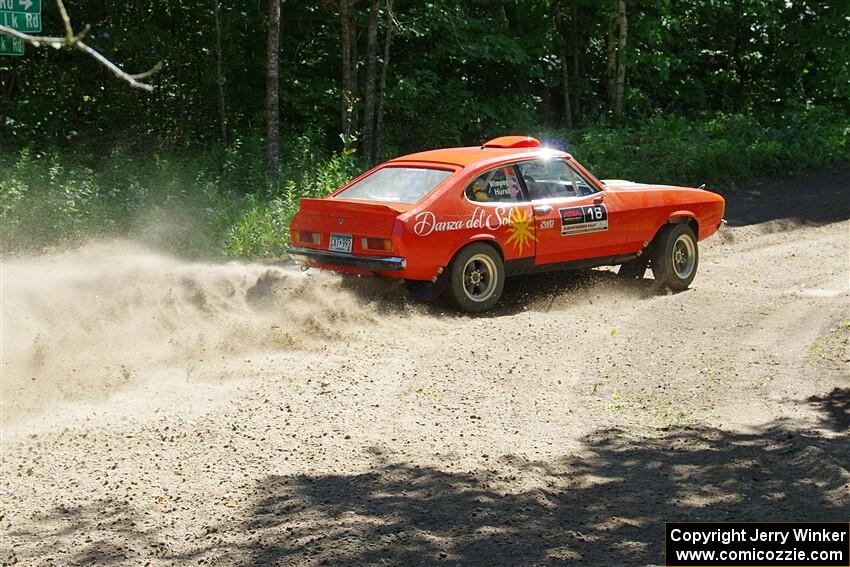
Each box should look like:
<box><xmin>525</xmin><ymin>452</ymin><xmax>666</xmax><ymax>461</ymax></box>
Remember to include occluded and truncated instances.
<box><xmin>504</xmin><ymin>208</ymin><xmax>537</xmax><ymax>254</ymax></box>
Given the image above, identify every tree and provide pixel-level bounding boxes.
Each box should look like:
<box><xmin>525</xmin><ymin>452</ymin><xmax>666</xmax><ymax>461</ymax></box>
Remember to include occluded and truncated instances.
<box><xmin>614</xmin><ymin>0</ymin><xmax>627</xmax><ymax>116</ymax></box>
<box><xmin>605</xmin><ymin>0</ymin><xmax>627</xmax><ymax>116</ymax></box>
<box><xmin>605</xmin><ymin>4</ymin><xmax>617</xmax><ymax>111</ymax></box>
<box><xmin>374</xmin><ymin>0</ymin><xmax>395</xmax><ymax>162</ymax></box>
<box><xmin>570</xmin><ymin>0</ymin><xmax>581</xmax><ymax>124</ymax></box>
<box><xmin>553</xmin><ymin>1</ymin><xmax>572</xmax><ymax>128</ymax></box>
<box><xmin>213</xmin><ymin>0</ymin><xmax>227</xmax><ymax>146</ymax></box>
<box><xmin>4</xmin><ymin>0</ymin><xmax>848</xmax><ymax>159</ymax></box>
<box><xmin>266</xmin><ymin>0</ymin><xmax>281</xmax><ymax>180</ymax></box>
<box><xmin>340</xmin><ymin>0</ymin><xmax>357</xmax><ymax>140</ymax></box>
<box><xmin>361</xmin><ymin>0</ymin><xmax>380</xmax><ymax>165</ymax></box>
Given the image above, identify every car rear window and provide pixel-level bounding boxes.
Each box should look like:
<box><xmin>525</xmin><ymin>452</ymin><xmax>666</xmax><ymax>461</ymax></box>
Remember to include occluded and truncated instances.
<box><xmin>334</xmin><ymin>167</ymin><xmax>453</xmax><ymax>204</ymax></box>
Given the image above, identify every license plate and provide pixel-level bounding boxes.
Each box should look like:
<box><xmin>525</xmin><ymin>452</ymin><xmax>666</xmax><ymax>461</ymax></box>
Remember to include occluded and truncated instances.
<box><xmin>329</xmin><ymin>233</ymin><xmax>353</xmax><ymax>253</ymax></box>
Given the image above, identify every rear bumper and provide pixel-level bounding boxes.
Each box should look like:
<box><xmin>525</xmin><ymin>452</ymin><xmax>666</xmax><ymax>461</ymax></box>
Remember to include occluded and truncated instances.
<box><xmin>287</xmin><ymin>247</ymin><xmax>406</xmax><ymax>272</ymax></box>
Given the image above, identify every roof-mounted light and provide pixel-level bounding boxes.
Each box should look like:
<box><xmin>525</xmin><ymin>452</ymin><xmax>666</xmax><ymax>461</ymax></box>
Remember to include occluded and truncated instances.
<box><xmin>482</xmin><ymin>136</ymin><xmax>541</xmax><ymax>149</ymax></box>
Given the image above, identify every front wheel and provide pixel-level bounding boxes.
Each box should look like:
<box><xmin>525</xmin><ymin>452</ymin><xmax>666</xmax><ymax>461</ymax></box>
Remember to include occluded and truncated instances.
<box><xmin>651</xmin><ymin>223</ymin><xmax>699</xmax><ymax>291</ymax></box>
<box><xmin>446</xmin><ymin>243</ymin><xmax>505</xmax><ymax>313</ymax></box>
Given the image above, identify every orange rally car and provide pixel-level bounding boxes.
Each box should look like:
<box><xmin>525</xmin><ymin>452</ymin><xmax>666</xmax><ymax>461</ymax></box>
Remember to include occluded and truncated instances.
<box><xmin>288</xmin><ymin>136</ymin><xmax>725</xmax><ymax>312</ymax></box>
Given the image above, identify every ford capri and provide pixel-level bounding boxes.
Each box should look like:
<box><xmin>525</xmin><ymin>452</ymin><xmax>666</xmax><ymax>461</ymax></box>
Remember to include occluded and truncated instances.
<box><xmin>288</xmin><ymin>136</ymin><xmax>725</xmax><ymax>312</ymax></box>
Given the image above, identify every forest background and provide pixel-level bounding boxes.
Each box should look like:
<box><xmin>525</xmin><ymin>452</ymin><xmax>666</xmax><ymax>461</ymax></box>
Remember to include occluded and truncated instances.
<box><xmin>1</xmin><ymin>0</ymin><xmax>847</xmax><ymax>257</ymax></box>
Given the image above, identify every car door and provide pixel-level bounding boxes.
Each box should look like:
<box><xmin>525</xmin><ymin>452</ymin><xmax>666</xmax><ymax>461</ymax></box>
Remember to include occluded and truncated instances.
<box><xmin>462</xmin><ymin>164</ymin><xmax>537</xmax><ymax>262</ymax></box>
<box><xmin>517</xmin><ymin>158</ymin><xmax>628</xmax><ymax>266</ymax></box>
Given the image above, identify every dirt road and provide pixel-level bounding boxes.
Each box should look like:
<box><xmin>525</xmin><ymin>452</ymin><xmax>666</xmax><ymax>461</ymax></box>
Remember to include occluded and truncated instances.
<box><xmin>2</xmin><ymin>169</ymin><xmax>848</xmax><ymax>566</ymax></box>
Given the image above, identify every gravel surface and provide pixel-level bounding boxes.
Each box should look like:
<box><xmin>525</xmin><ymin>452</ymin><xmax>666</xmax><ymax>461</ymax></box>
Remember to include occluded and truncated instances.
<box><xmin>2</xmin><ymin>169</ymin><xmax>848</xmax><ymax>566</ymax></box>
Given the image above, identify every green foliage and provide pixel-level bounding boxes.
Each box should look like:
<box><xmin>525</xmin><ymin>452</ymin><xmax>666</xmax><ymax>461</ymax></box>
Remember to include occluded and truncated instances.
<box><xmin>559</xmin><ymin>107</ymin><xmax>849</xmax><ymax>187</ymax></box>
<box><xmin>0</xmin><ymin>143</ymin><xmax>360</xmax><ymax>258</ymax></box>
<box><xmin>4</xmin><ymin>0</ymin><xmax>846</xmax><ymax>156</ymax></box>
<box><xmin>0</xmin><ymin>146</ymin><xmax>235</xmax><ymax>256</ymax></box>
<box><xmin>1</xmin><ymin>0</ymin><xmax>849</xmax><ymax>259</ymax></box>
<box><xmin>221</xmin><ymin>194</ymin><xmax>290</xmax><ymax>259</ymax></box>
<box><xmin>222</xmin><ymin>153</ymin><xmax>359</xmax><ymax>258</ymax></box>
<box><xmin>3</xmin><ymin>108</ymin><xmax>845</xmax><ymax>259</ymax></box>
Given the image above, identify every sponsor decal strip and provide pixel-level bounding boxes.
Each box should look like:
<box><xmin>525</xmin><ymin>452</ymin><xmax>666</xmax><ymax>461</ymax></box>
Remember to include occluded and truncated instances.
<box><xmin>560</xmin><ymin>204</ymin><xmax>608</xmax><ymax>236</ymax></box>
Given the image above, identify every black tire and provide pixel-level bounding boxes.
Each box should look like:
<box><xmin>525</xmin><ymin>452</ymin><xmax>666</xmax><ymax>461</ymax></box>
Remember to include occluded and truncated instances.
<box><xmin>617</xmin><ymin>255</ymin><xmax>649</xmax><ymax>279</ymax></box>
<box><xmin>650</xmin><ymin>223</ymin><xmax>699</xmax><ymax>291</ymax></box>
<box><xmin>446</xmin><ymin>243</ymin><xmax>505</xmax><ymax>313</ymax></box>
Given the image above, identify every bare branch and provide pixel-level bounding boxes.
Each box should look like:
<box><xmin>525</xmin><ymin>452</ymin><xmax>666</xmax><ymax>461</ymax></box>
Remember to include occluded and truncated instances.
<box><xmin>56</xmin><ymin>0</ymin><xmax>73</xmax><ymax>42</ymax></box>
<box><xmin>129</xmin><ymin>62</ymin><xmax>162</xmax><ymax>81</ymax></box>
<box><xmin>0</xmin><ymin>25</ymin><xmax>66</xmax><ymax>46</ymax></box>
<box><xmin>74</xmin><ymin>42</ymin><xmax>158</xmax><ymax>91</ymax></box>
<box><xmin>0</xmin><ymin>0</ymin><xmax>160</xmax><ymax>91</ymax></box>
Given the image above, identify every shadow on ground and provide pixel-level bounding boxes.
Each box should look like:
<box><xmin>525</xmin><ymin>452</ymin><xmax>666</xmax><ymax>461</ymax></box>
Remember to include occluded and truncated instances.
<box><xmin>720</xmin><ymin>166</ymin><xmax>850</xmax><ymax>226</ymax></box>
<box><xmin>807</xmin><ymin>387</ymin><xmax>850</xmax><ymax>432</ymax></box>
<box><xmin>329</xmin><ymin>264</ymin><xmax>660</xmax><ymax>319</ymax></box>
<box><xmin>9</xmin><ymin>399</ymin><xmax>846</xmax><ymax>565</ymax></box>
<box><xmin>11</xmin><ymin>396</ymin><xmax>845</xmax><ymax>566</ymax></box>
<box><xmin>201</xmin><ymin>421</ymin><xmax>847</xmax><ymax>565</ymax></box>
<box><xmin>496</xmin><ymin>268</ymin><xmax>659</xmax><ymax>317</ymax></box>
<box><xmin>33</xmin><ymin>393</ymin><xmax>816</xmax><ymax>565</ymax></box>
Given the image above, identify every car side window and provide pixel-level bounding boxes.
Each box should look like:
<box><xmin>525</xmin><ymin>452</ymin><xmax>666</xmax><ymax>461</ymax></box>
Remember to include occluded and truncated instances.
<box><xmin>465</xmin><ymin>166</ymin><xmax>526</xmax><ymax>203</ymax></box>
<box><xmin>518</xmin><ymin>159</ymin><xmax>599</xmax><ymax>199</ymax></box>
<box><xmin>570</xmin><ymin>165</ymin><xmax>599</xmax><ymax>196</ymax></box>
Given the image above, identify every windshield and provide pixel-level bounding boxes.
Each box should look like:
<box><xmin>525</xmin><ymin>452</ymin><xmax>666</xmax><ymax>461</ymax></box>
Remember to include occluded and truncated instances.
<box><xmin>334</xmin><ymin>167</ymin><xmax>453</xmax><ymax>204</ymax></box>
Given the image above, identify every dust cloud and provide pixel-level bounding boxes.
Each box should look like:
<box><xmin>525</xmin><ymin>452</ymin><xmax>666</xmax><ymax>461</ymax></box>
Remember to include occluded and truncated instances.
<box><xmin>1</xmin><ymin>240</ymin><xmax>415</xmax><ymax>424</ymax></box>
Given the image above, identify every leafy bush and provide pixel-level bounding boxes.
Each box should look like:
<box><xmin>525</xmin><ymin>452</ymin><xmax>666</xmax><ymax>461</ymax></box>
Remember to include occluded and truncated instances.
<box><xmin>0</xmin><ymin>143</ymin><xmax>360</xmax><ymax>258</ymax></box>
<box><xmin>221</xmin><ymin>153</ymin><xmax>359</xmax><ymax>258</ymax></box>
<box><xmin>221</xmin><ymin>195</ymin><xmax>290</xmax><ymax>258</ymax></box>
<box><xmin>546</xmin><ymin>107</ymin><xmax>849</xmax><ymax>188</ymax></box>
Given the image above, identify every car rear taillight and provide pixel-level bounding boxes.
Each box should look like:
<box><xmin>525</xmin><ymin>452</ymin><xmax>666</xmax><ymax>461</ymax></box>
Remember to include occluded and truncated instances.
<box><xmin>361</xmin><ymin>237</ymin><xmax>392</xmax><ymax>252</ymax></box>
<box><xmin>298</xmin><ymin>231</ymin><xmax>321</xmax><ymax>245</ymax></box>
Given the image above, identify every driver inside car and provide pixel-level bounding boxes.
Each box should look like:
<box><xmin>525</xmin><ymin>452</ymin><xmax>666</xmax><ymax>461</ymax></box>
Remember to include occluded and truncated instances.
<box><xmin>470</xmin><ymin>178</ymin><xmax>491</xmax><ymax>202</ymax></box>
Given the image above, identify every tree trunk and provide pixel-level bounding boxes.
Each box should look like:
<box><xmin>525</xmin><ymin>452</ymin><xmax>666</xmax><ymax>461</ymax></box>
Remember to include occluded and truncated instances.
<box><xmin>213</xmin><ymin>0</ymin><xmax>227</xmax><ymax>146</ymax></box>
<box><xmin>571</xmin><ymin>1</ymin><xmax>580</xmax><ymax>123</ymax></box>
<box><xmin>340</xmin><ymin>0</ymin><xmax>355</xmax><ymax>138</ymax></box>
<box><xmin>374</xmin><ymin>0</ymin><xmax>394</xmax><ymax>164</ymax></box>
<box><xmin>361</xmin><ymin>0</ymin><xmax>380</xmax><ymax>165</ymax></box>
<box><xmin>614</xmin><ymin>0</ymin><xmax>627</xmax><ymax>116</ymax></box>
<box><xmin>560</xmin><ymin>49</ymin><xmax>572</xmax><ymax>128</ymax></box>
<box><xmin>729</xmin><ymin>0</ymin><xmax>744</xmax><ymax>109</ymax></box>
<box><xmin>266</xmin><ymin>0</ymin><xmax>280</xmax><ymax>180</ymax></box>
<box><xmin>553</xmin><ymin>2</ymin><xmax>572</xmax><ymax>129</ymax></box>
<box><xmin>349</xmin><ymin>5</ymin><xmax>359</xmax><ymax>134</ymax></box>
<box><xmin>605</xmin><ymin>5</ymin><xmax>617</xmax><ymax>111</ymax></box>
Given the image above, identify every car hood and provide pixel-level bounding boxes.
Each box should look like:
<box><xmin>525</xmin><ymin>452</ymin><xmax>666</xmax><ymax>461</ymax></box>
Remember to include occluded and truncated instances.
<box><xmin>601</xmin><ymin>179</ymin><xmax>697</xmax><ymax>192</ymax></box>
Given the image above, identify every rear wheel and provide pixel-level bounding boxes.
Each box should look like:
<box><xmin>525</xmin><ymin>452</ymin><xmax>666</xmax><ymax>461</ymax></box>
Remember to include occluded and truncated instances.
<box><xmin>447</xmin><ymin>243</ymin><xmax>505</xmax><ymax>313</ymax></box>
<box><xmin>651</xmin><ymin>223</ymin><xmax>699</xmax><ymax>291</ymax></box>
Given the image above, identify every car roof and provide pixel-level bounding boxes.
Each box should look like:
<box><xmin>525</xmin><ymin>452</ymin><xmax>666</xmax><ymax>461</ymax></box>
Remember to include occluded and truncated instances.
<box><xmin>389</xmin><ymin>145</ymin><xmax>571</xmax><ymax>169</ymax></box>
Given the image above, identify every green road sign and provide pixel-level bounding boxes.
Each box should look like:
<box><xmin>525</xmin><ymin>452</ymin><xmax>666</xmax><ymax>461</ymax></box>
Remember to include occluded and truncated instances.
<box><xmin>0</xmin><ymin>33</ymin><xmax>23</xmax><ymax>55</ymax></box>
<box><xmin>0</xmin><ymin>0</ymin><xmax>41</xmax><ymax>14</ymax></box>
<box><xmin>0</xmin><ymin>0</ymin><xmax>42</xmax><ymax>54</ymax></box>
<box><xmin>0</xmin><ymin>10</ymin><xmax>40</xmax><ymax>32</ymax></box>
